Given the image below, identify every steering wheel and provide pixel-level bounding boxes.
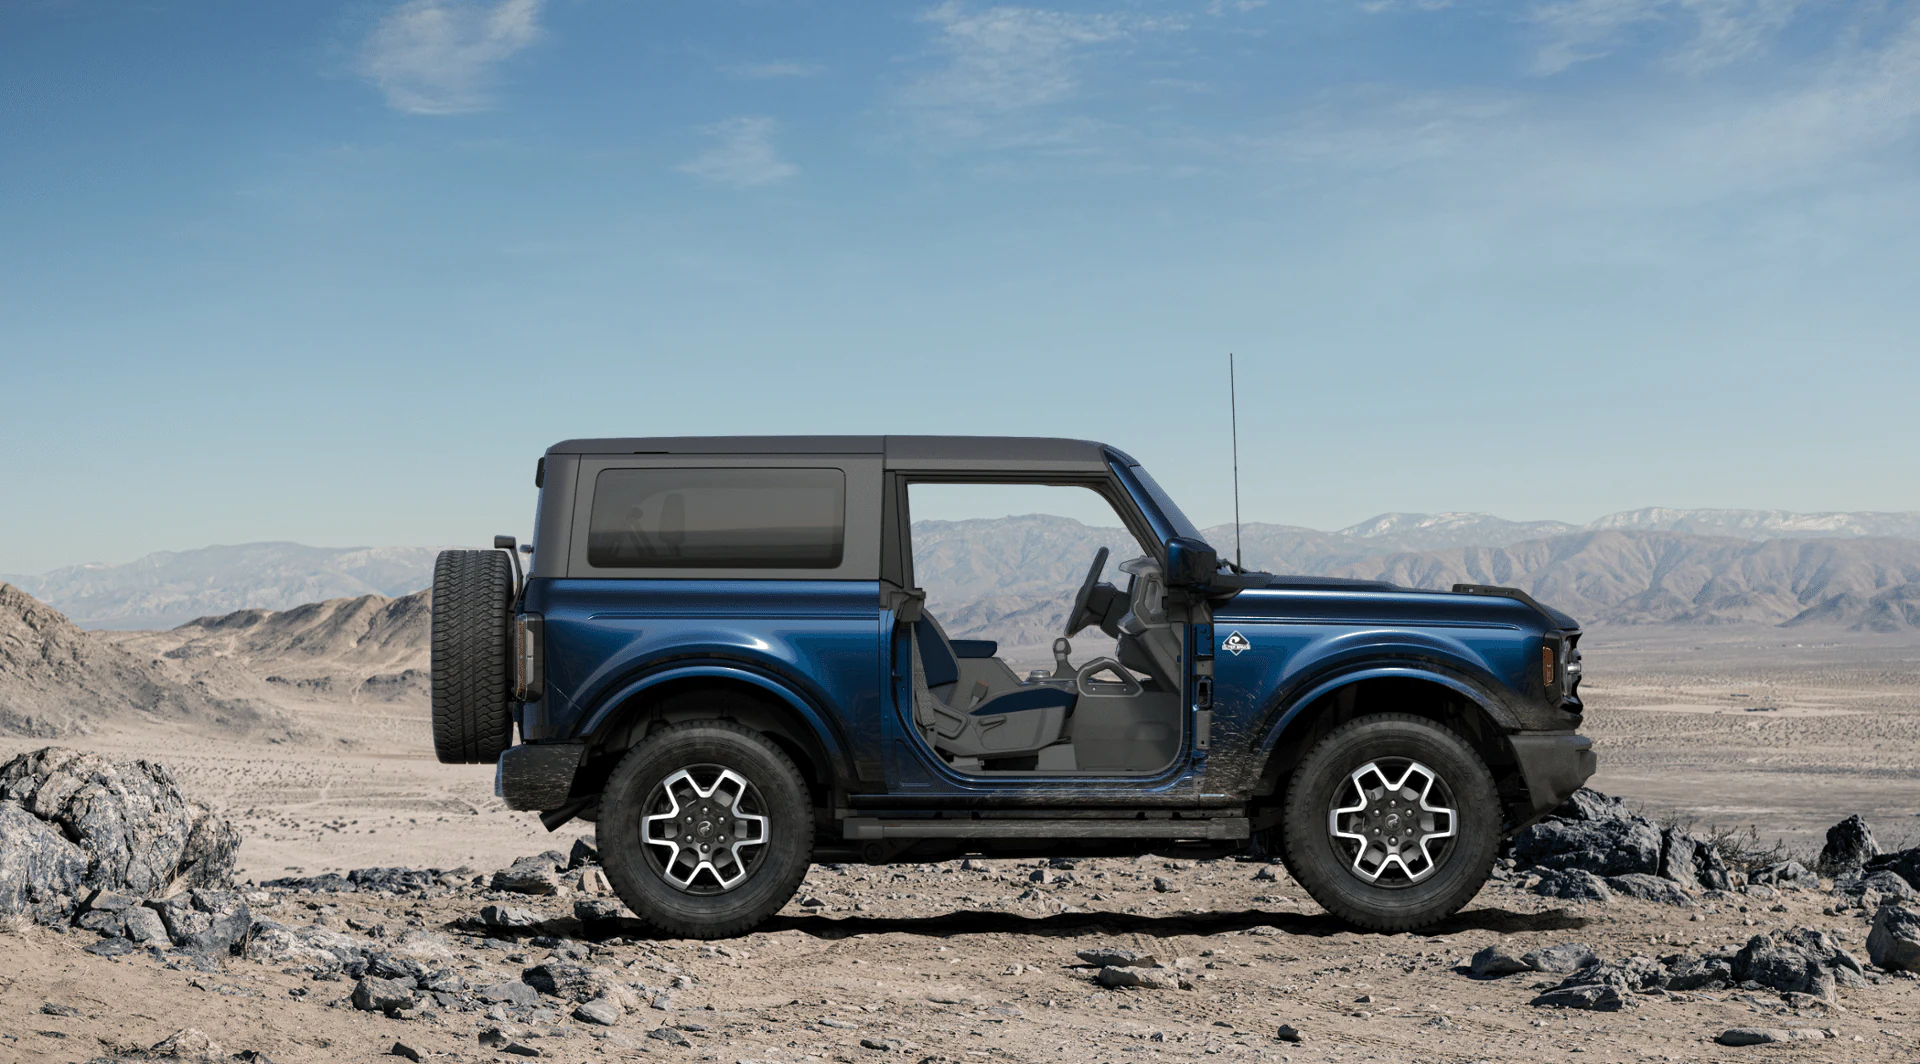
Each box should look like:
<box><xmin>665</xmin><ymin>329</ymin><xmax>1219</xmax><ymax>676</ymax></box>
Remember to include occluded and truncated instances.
<box><xmin>1064</xmin><ymin>547</ymin><xmax>1110</xmax><ymax>637</ymax></box>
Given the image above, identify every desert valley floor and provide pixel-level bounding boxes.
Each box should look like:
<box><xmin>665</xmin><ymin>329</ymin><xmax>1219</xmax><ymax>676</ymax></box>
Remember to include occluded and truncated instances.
<box><xmin>0</xmin><ymin>622</ymin><xmax>1916</xmax><ymax>1062</ymax></box>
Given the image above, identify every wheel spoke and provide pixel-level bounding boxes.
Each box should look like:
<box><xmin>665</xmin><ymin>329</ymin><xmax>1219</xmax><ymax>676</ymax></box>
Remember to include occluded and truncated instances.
<box><xmin>642</xmin><ymin>764</ymin><xmax>772</xmax><ymax>895</ymax></box>
<box><xmin>1327</xmin><ymin>758</ymin><xmax>1458</xmax><ymax>887</ymax></box>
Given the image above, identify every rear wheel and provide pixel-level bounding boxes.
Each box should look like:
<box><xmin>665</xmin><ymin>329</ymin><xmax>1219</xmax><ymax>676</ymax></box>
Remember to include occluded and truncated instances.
<box><xmin>1282</xmin><ymin>713</ymin><xmax>1498</xmax><ymax>931</ymax></box>
<box><xmin>429</xmin><ymin>549</ymin><xmax>515</xmax><ymax>764</ymax></box>
<box><xmin>598</xmin><ymin>720</ymin><xmax>813</xmax><ymax>938</ymax></box>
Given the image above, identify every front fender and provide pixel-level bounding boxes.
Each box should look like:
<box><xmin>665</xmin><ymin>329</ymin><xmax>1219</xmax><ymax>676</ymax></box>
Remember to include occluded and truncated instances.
<box><xmin>578</xmin><ymin>660</ymin><xmax>858</xmax><ymax>781</ymax></box>
<box><xmin>1249</xmin><ymin>660</ymin><xmax>1517</xmax><ymax>758</ymax></box>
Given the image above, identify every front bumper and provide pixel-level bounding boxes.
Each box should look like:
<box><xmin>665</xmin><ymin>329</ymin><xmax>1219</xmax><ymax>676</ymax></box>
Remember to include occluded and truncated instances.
<box><xmin>1506</xmin><ymin>732</ymin><xmax>1596</xmax><ymax>826</ymax></box>
<box><xmin>495</xmin><ymin>741</ymin><xmax>586</xmax><ymax>811</ymax></box>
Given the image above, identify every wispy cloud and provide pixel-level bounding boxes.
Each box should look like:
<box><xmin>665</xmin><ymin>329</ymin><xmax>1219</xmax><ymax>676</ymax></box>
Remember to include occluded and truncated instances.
<box><xmin>677</xmin><ymin>117</ymin><xmax>798</xmax><ymax>188</ymax></box>
<box><xmin>1525</xmin><ymin>0</ymin><xmax>1811</xmax><ymax>75</ymax></box>
<box><xmin>358</xmin><ymin>0</ymin><xmax>543</xmax><ymax>115</ymax></box>
<box><xmin>723</xmin><ymin>60</ymin><xmax>827</xmax><ymax>79</ymax></box>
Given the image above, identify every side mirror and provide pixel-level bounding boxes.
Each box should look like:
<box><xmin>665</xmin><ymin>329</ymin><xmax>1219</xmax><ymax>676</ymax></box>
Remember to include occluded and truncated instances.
<box><xmin>1164</xmin><ymin>537</ymin><xmax>1218</xmax><ymax>588</ymax></box>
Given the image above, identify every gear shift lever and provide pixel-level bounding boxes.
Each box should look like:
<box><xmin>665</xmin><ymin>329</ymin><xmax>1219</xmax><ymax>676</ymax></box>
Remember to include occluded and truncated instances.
<box><xmin>1051</xmin><ymin>637</ymin><xmax>1075</xmax><ymax>681</ymax></box>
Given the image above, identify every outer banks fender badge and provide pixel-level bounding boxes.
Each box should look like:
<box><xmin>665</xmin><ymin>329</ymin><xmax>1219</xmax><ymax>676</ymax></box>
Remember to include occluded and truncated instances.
<box><xmin>1222</xmin><ymin>630</ymin><xmax>1252</xmax><ymax>656</ymax></box>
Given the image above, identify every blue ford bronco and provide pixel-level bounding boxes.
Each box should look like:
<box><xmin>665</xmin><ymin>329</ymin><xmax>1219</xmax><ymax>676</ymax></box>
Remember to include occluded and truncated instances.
<box><xmin>431</xmin><ymin>436</ymin><xmax>1593</xmax><ymax>938</ymax></box>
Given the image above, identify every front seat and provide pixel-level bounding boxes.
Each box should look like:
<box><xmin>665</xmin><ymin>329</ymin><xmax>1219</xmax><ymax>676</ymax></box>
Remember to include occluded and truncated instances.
<box><xmin>909</xmin><ymin>613</ymin><xmax>1074</xmax><ymax>759</ymax></box>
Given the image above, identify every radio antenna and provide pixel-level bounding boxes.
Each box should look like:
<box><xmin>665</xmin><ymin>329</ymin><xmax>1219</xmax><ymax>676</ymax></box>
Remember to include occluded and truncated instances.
<box><xmin>1229</xmin><ymin>352</ymin><xmax>1242</xmax><ymax>571</ymax></box>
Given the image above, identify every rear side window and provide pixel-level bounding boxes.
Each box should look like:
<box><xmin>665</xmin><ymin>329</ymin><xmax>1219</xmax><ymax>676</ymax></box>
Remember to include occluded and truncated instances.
<box><xmin>587</xmin><ymin>467</ymin><xmax>846</xmax><ymax>569</ymax></box>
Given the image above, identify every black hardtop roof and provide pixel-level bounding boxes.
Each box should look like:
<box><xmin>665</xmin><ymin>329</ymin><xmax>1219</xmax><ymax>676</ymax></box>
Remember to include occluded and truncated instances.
<box><xmin>546</xmin><ymin>435</ymin><xmax>1133</xmax><ymax>468</ymax></box>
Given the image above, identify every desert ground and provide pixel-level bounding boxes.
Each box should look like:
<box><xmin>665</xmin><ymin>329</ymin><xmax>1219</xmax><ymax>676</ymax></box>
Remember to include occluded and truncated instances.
<box><xmin>1</xmin><ymin>621</ymin><xmax>1916</xmax><ymax>1062</ymax></box>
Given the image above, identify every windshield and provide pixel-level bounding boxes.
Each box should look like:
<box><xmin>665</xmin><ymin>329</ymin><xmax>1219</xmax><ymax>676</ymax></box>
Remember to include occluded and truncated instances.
<box><xmin>1117</xmin><ymin>461</ymin><xmax>1207</xmax><ymax>545</ymax></box>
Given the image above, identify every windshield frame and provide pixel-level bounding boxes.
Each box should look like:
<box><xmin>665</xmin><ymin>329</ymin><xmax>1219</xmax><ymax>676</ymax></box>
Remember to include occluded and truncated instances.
<box><xmin>1109</xmin><ymin>458</ymin><xmax>1208</xmax><ymax>549</ymax></box>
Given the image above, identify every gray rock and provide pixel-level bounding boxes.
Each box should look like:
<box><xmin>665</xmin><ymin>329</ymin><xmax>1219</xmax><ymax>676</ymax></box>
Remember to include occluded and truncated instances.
<box><xmin>1606</xmin><ymin>873</ymin><xmax>1696</xmax><ymax>907</ymax></box>
<box><xmin>0</xmin><ymin>748</ymin><xmax>237</xmax><ymax>903</ymax></box>
<box><xmin>0</xmin><ymin>800</ymin><xmax>87</xmax><ymax>920</ymax></box>
<box><xmin>573</xmin><ymin>997</ymin><xmax>622</xmax><ymax>1026</ymax></box>
<box><xmin>492</xmin><ymin>857</ymin><xmax>561</xmax><ymax>896</ymax></box>
<box><xmin>1864</xmin><ymin>847</ymin><xmax>1920</xmax><ymax>893</ymax></box>
<box><xmin>1514</xmin><ymin>790</ymin><xmax>1662</xmax><ymax>878</ymax></box>
<box><xmin>566</xmin><ymin>839</ymin><xmax>598</xmax><ymax>870</ymax></box>
<box><xmin>1817</xmin><ymin>815</ymin><xmax>1878</xmax><ymax>876</ymax></box>
<box><xmin>646</xmin><ymin>1027</ymin><xmax>692</xmax><ymax>1046</ymax></box>
<box><xmin>573</xmin><ymin>897</ymin><xmax>625</xmax><ymax>932</ymax></box>
<box><xmin>147</xmin><ymin>889</ymin><xmax>252</xmax><ymax>954</ymax></box>
<box><xmin>1469</xmin><ymin>945</ymin><xmax>1531</xmax><ymax>977</ymax></box>
<box><xmin>390</xmin><ymin>1041</ymin><xmax>425</xmax><ymax>1062</ymax></box>
<box><xmin>1096</xmin><ymin>965</ymin><xmax>1184</xmax><ymax>990</ymax></box>
<box><xmin>1716</xmin><ymin>1027</ymin><xmax>1828</xmax><ymax>1046</ymax></box>
<box><xmin>478</xmin><ymin>980</ymin><xmax>542</xmax><ymax>1008</ymax></box>
<box><xmin>522</xmin><ymin>963</ymin><xmax>611</xmax><ymax>1003</ymax></box>
<box><xmin>1868</xmin><ymin>903</ymin><xmax>1920</xmax><ymax>972</ymax></box>
<box><xmin>1522</xmin><ymin>943</ymin><xmax>1598</xmax><ymax>974</ymax></box>
<box><xmin>1151</xmin><ymin>876</ymin><xmax>1179</xmax><ymax>893</ymax></box>
<box><xmin>1077</xmin><ymin>947</ymin><xmax>1157</xmax><ymax>968</ymax></box>
<box><xmin>1751</xmin><ymin>860</ymin><xmax>1814</xmax><ymax>887</ymax></box>
<box><xmin>84</xmin><ymin>936</ymin><xmax>137</xmax><ymax>957</ymax></box>
<box><xmin>1533</xmin><ymin>869</ymin><xmax>1611</xmax><ymax>903</ymax></box>
<box><xmin>1663</xmin><ymin>953</ymin><xmax>1735</xmax><ymax>991</ymax></box>
<box><xmin>351</xmin><ymin>976</ymin><xmax>417</xmax><ymax>1014</ymax></box>
<box><xmin>1731</xmin><ymin>929</ymin><xmax>1861</xmax><ymax>1000</ymax></box>
<box><xmin>480</xmin><ymin>904</ymin><xmax>542</xmax><ymax>929</ymax></box>
<box><xmin>1530</xmin><ymin>974</ymin><xmax>1635</xmax><ymax>1011</ymax></box>
<box><xmin>149</xmin><ymin>1027</ymin><xmax>223</xmax><ymax>1060</ymax></box>
<box><xmin>1276</xmin><ymin>1024</ymin><xmax>1303</xmax><ymax>1043</ymax></box>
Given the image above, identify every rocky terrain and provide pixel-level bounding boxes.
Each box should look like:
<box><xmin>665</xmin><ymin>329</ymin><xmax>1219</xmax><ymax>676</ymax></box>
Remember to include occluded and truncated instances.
<box><xmin>1</xmin><ymin>744</ymin><xmax>1918</xmax><ymax>1063</ymax></box>
<box><xmin>0</xmin><ymin>584</ymin><xmax>279</xmax><ymax>741</ymax></box>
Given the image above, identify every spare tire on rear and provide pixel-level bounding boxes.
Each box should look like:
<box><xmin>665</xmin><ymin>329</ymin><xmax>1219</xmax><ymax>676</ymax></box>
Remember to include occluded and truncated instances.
<box><xmin>430</xmin><ymin>549</ymin><xmax>516</xmax><ymax>764</ymax></box>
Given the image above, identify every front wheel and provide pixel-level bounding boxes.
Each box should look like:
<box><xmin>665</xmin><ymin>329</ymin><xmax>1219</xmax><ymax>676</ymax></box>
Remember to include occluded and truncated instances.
<box><xmin>1281</xmin><ymin>714</ymin><xmax>1499</xmax><ymax>931</ymax></box>
<box><xmin>598</xmin><ymin>720</ymin><xmax>813</xmax><ymax>938</ymax></box>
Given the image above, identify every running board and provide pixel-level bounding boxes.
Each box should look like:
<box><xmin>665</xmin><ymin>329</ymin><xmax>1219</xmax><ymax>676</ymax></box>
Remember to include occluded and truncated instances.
<box><xmin>840</xmin><ymin>817</ymin><xmax>1248</xmax><ymax>841</ymax></box>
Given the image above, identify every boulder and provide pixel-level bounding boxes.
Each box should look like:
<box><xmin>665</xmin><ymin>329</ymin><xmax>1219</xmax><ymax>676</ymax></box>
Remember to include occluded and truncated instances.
<box><xmin>146</xmin><ymin>889</ymin><xmax>252</xmax><ymax>954</ymax></box>
<box><xmin>492</xmin><ymin>856</ymin><xmax>561</xmax><ymax>896</ymax></box>
<box><xmin>1732</xmin><ymin>928</ymin><xmax>1863</xmax><ymax>1000</ymax></box>
<box><xmin>1532</xmin><ymin>869</ymin><xmax>1611</xmax><ymax>903</ymax></box>
<box><xmin>1606</xmin><ymin>873</ymin><xmax>1695</xmax><ymax>907</ymax></box>
<box><xmin>350</xmin><ymin>976</ymin><xmax>417</xmax><ymax>1014</ymax></box>
<box><xmin>1816</xmin><ymin>815</ymin><xmax>1878</xmax><ymax>876</ymax></box>
<box><xmin>1469</xmin><ymin>945</ymin><xmax>1531</xmax><ymax>977</ymax></box>
<box><xmin>1096</xmin><ymin>965</ymin><xmax>1185</xmax><ymax>990</ymax></box>
<box><xmin>0</xmin><ymin>748</ymin><xmax>238</xmax><ymax>901</ymax></box>
<box><xmin>148</xmin><ymin>1028</ymin><xmax>223</xmax><ymax>1061</ymax></box>
<box><xmin>1751</xmin><ymin>860</ymin><xmax>1814</xmax><ymax>887</ymax></box>
<box><xmin>1663</xmin><ymin>953</ymin><xmax>1735</xmax><ymax>991</ymax></box>
<box><xmin>1864</xmin><ymin>847</ymin><xmax>1920</xmax><ymax>892</ymax></box>
<box><xmin>1522</xmin><ymin>943</ymin><xmax>1598</xmax><ymax>974</ymax></box>
<box><xmin>522</xmin><ymin>962</ymin><xmax>620</xmax><ymax>1003</ymax></box>
<box><xmin>1530</xmin><ymin>968</ymin><xmax>1636</xmax><ymax>1011</ymax></box>
<box><xmin>1835</xmin><ymin>868</ymin><xmax>1916</xmax><ymax>905</ymax></box>
<box><xmin>1077</xmin><ymin>947</ymin><xmax>1157</xmax><ymax>969</ymax></box>
<box><xmin>0</xmin><ymin>799</ymin><xmax>88</xmax><ymax>920</ymax></box>
<box><xmin>574</xmin><ymin>996</ymin><xmax>623</xmax><ymax>1026</ymax></box>
<box><xmin>1514</xmin><ymin>816</ymin><xmax>1661</xmax><ymax>878</ymax></box>
<box><xmin>1716</xmin><ymin>1028</ymin><xmax>1828</xmax><ymax>1046</ymax></box>
<box><xmin>480</xmin><ymin>904</ymin><xmax>543</xmax><ymax>929</ymax></box>
<box><xmin>346</xmin><ymin>867</ymin><xmax>438</xmax><ymax>895</ymax></box>
<box><xmin>477</xmin><ymin>980</ymin><xmax>542</xmax><ymax>1008</ymax></box>
<box><xmin>567</xmin><ymin>839</ymin><xmax>599</xmax><ymax>870</ymax></box>
<box><xmin>574</xmin><ymin>897</ymin><xmax>626</xmax><ymax>935</ymax></box>
<box><xmin>1867</xmin><ymin>903</ymin><xmax>1920</xmax><ymax>972</ymax></box>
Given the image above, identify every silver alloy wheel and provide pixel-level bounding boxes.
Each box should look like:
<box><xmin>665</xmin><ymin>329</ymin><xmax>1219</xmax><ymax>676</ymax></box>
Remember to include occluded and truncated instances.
<box><xmin>641</xmin><ymin>765</ymin><xmax>771</xmax><ymax>894</ymax></box>
<box><xmin>1327</xmin><ymin>758</ymin><xmax>1458</xmax><ymax>886</ymax></box>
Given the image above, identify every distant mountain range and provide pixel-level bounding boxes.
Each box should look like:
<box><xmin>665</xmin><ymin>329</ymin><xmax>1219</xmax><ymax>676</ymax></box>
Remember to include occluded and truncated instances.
<box><xmin>3</xmin><ymin>543</ymin><xmax>446</xmax><ymax>629</ymax></box>
<box><xmin>4</xmin><ymin>507</ymin><xmax>1919</xmax><ymax>631</ymax></box>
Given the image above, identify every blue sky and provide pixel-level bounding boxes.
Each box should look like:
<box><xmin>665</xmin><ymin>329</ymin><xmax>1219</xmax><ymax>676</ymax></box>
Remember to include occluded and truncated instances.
<box><xmin>4</xmin><ymin>0</ymin><xmax>1918</xmax><ymax>574</ymax></box>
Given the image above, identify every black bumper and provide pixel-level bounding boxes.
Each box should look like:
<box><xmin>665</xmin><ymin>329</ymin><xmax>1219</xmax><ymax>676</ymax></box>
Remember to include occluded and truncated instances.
<box><xmin>1507</xmin><ymin>732</ymin><xmax>1596</xmax><ymax>825</ymax></box>
<box><xmin>495</xmin><ymin>742</ymin><xmax>585</xmax><ymax>811</ymax></box>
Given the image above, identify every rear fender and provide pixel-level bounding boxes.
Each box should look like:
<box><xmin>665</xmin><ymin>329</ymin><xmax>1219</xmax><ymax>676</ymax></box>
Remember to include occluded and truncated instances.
<box><xmin>580</xmin><ymin>662</ymin><xmax>857</xmax><ymax>783</ymax></box>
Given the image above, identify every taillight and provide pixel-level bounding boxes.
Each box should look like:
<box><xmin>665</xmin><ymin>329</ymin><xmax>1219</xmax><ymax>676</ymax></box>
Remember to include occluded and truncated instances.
<box><xmin>514</xmin><ymin>614</ymin><xmax>544</xmax><ymax>701</ymax></box>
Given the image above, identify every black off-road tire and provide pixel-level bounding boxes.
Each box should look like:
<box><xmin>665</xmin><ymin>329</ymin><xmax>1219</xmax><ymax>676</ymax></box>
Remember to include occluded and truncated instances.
<box><xmin>598</xmin><ymin>720</ymin><xmax>814</xmax><ymax>939</ymax></box>
<box><xmin>1282</xmin><ymin>713</ymin><xmax>1499</xmax><ymax>932</ymax></box>
<box><xmin>429</xmin><ymin>549</ymin><xmax>516</xmax><ymax>765</ymax></box>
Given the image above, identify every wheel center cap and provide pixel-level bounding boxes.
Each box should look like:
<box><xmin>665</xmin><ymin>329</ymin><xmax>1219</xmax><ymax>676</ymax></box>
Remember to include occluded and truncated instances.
<box><xmin>1385</xmin><ymin>813</ymin><xmax>1401</xmax><ymax>830</ymax></box>
<box><xmin>697</xmin><ymin>820</ymin><xmax>713</xmax><ymax>838</ymax></box>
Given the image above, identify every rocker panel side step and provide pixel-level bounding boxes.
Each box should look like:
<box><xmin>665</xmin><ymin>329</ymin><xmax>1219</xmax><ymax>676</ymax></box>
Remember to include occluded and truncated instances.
<box><xmin>840</xmin><ymin>817</ymin><xmax>1249</xmax><ymax>841</ymax></box>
